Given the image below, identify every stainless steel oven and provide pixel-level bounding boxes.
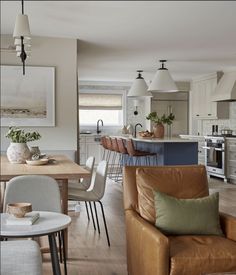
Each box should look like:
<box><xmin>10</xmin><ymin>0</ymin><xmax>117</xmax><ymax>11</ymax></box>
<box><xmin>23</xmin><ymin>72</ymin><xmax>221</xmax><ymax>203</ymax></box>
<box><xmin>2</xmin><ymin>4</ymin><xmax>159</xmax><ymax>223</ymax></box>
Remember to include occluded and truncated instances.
<box><xmin>203</xmin><ymin>136</ymin><xmax>227</xmax><ymax>181</ymax></box>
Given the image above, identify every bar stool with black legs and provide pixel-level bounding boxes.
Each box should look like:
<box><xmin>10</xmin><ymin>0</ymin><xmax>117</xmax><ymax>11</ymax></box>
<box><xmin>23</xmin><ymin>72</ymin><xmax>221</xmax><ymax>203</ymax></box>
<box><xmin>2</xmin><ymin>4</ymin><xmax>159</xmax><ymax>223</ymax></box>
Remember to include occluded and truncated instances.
<box><xmin>100</xmin><ymin>136</ymin><xmax>108</xmax><ymax>161</ymax></box>
<box><xmin>126</xmin><ymin>139</ymin><xmax>158</xmax><ymax>165</ymax></box>
<box><xmin>105</xmin><ymin>136</ymin><xmax>115</xmax><ymax>178</ymax></box>
<box><xmin>111</xmin><ymin>138</ymin><xmax>124</xmax><ymax>182</ymax></box>
<box><xmin>116</xmin><ymin>138</ymin><xmax>131</xmax><ymax>180</ymax></box>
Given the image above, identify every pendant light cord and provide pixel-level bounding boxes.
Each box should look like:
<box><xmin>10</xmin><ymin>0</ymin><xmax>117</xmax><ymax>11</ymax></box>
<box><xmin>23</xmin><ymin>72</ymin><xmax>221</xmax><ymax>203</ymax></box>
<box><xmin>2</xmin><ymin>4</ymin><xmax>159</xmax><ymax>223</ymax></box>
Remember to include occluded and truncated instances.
<box><xmin>22</xmin><ymin>0</ymin><xmax>24</xmax><ymax>15</ymax></box>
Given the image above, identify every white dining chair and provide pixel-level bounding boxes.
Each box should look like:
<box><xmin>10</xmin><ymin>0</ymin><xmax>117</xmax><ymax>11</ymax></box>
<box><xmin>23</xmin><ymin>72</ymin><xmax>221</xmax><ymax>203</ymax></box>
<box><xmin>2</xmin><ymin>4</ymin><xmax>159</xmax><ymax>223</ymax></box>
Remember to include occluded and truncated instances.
<box><xmin>1</xmin><ymin>240</ymin><xmax>43</xmax><ymax>275</ymax></box>
<box><xmin>68</xmin><ymin>156</ymin><xmax>95</xmax><ymax>191</ymax></box>
<box><xmin>68</xmin><ymin>160</ymin><xmax>110</xmax><ymax>246</ymax></box>
<box><xmin>3</xmin><ymin>175</ymin><xmax>67</xmax><ymax>275</ymax></box>
<box><xmin>68</xmin><ymin>156</ymin><xmax>96</xmax><ymax>229</ymax></box>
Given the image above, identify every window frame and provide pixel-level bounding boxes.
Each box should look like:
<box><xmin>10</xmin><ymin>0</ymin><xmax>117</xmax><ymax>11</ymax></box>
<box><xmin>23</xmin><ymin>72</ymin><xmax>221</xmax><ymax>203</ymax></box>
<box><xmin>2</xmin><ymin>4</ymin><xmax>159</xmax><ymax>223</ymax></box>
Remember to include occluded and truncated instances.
<box><xmin>78</xmin><ymin>89</ymin><xmax>127</xmax><ymax>128</ymax></box>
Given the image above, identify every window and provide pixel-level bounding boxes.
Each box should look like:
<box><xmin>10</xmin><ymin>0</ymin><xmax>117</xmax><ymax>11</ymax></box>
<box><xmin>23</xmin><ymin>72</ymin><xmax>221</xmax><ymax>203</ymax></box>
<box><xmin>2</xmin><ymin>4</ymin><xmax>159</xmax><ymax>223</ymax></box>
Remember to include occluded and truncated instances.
<box><xmin>79</xmin><ymin>92</ymin><xmax>125</xmax><ymax>126</ymax></box>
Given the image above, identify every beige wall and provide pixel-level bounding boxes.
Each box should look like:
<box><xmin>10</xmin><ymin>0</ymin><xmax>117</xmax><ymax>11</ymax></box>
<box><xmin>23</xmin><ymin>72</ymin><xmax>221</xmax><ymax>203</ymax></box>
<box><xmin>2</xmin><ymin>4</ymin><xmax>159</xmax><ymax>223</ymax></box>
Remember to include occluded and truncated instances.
<box><xmin>1</xmin><ymin>35</ymin><xmax>78</xmax><ymax>151</ymax></box>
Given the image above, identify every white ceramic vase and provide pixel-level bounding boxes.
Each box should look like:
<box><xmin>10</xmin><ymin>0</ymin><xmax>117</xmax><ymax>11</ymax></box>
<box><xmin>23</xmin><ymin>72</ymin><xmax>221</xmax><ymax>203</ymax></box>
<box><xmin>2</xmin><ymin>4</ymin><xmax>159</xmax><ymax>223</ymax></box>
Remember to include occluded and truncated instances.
<box><xmin>6</xmin><ymin>142</ymin><xmax>31</xmax><ymax>164</ymax></box>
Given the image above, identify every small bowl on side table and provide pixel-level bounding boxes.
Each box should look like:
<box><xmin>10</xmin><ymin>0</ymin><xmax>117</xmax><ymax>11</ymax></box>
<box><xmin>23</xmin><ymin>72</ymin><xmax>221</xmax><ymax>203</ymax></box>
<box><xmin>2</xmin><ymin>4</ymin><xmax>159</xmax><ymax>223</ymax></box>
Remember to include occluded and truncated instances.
<box><xmin>7</xmin><ymin>203</ymin><xmax>32</xmax><ymax>218</ymax></box>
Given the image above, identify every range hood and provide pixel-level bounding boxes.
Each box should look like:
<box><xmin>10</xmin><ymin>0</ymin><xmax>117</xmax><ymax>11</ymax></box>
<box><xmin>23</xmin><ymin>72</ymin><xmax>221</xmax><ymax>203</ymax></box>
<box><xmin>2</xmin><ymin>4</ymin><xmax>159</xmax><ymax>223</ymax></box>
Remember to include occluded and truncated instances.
<box><xmin>212</xmin><ymin>71</ymin><xmax>236</xmax><ymax>102</ymax></box>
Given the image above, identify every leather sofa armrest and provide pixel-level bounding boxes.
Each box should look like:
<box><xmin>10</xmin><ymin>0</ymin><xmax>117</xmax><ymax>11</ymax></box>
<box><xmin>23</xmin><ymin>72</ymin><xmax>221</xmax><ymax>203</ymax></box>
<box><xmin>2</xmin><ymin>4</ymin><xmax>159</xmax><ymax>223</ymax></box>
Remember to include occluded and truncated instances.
<box><xmin>125</xmin><ymin>209</ymin><xmax>169</xmax><ymax>275</ymax></box>
<box><xmin>220</xmin><ymin>212</ymin><xmax>236</xmax><ymax>241</ymax></box>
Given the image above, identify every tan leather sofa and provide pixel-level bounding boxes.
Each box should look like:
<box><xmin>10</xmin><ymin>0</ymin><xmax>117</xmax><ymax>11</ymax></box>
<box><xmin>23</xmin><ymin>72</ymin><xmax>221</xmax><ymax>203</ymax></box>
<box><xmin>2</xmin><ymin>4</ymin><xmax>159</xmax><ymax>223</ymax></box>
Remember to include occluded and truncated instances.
<box><xmin>123</xmin><ymin>165</ymin><xmax>236</xmax><ymax>275</ymax></box>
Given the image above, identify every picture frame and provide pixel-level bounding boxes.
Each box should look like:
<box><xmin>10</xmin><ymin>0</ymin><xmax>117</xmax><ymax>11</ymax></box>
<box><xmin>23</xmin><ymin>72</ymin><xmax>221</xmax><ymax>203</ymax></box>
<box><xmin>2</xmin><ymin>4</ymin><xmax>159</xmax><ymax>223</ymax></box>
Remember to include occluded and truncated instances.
<box><xmin>1</xmin><ymin>65</ymin><xmax>55</xmax><ymax>127</ymax></box>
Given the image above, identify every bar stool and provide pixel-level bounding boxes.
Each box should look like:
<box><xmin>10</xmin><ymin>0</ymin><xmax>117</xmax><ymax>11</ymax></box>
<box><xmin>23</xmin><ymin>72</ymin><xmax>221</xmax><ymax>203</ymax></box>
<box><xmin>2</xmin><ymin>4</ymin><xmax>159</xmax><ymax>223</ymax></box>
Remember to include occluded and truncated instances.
<box><xmin>105</xmin><ymin>136</ymin><xmax>113</xmax><ymax>177</ymax></box>
<box><xmin>117</xmin><ymin>138</ymin><xmax>130</xmax><ymax>180</ymax></box>
<box><xmin>126</xmin><ymin>139</ymin><xmax>158</xmax><ymax>165</ymax></box>
<box><xmin>111</xmin><ymin>138</ymin><xmax>123</xmax><ymax>182</ymax></box>
<box><xmin>100</xmin><ymin>136</ymin><xmax>108</xmax><ymax>161</ymax></box>
<box><xmin>110</xmin><ymin>138</ymin><xmax>120</xmax><ymax>179</ymax></box>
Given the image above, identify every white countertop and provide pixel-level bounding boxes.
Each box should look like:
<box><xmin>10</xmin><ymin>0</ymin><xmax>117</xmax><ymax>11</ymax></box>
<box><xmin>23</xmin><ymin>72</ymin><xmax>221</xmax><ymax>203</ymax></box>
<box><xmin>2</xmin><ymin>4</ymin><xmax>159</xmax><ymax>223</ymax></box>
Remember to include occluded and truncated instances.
<box><xmin>179</xmin><ymin>134</ymin><xmax>205</xmax><ymax>140</ymax></box>
<box><xmin>80</xmin><ymin>133</ymin><xmax>102</xmax><ymax>136</ymax></box>
<box><xmin>132</xmin><ymin>137</ymin><xmax>198</xmax><ymax>143</ymax></box>
<box><xmin>110</xmin><ymin>135</ymin><xmax>198</xmax><ymax>143</ymax></box>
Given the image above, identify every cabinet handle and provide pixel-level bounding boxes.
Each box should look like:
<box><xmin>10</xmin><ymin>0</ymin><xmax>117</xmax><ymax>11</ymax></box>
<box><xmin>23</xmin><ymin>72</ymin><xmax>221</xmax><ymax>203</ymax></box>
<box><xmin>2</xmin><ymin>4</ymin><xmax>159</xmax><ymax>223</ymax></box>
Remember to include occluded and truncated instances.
<box><xmin>196</xmin><ymin>114</ymin><xmax>199</xmax><ymax>117</ymax></box>
<box><xmin>208</xmin><ymin>114</ymin><xmax>212</xmax><ymax>116</ymax></box>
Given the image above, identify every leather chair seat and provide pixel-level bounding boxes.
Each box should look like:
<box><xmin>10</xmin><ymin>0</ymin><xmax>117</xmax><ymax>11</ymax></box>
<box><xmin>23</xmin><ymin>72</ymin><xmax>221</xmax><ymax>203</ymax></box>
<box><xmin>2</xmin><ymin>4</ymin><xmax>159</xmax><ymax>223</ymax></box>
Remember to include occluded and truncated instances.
<box><xmin>169</xmin><ymin>235</ymin><xmax>236</xmax><ymax>275</ymax></box>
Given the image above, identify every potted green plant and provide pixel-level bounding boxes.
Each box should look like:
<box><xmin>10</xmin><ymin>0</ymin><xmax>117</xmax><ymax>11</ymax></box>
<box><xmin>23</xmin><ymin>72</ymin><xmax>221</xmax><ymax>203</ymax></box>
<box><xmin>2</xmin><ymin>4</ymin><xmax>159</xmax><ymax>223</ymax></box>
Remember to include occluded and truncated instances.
<box><xmin>5</xmin><ymin>127</ymin><xmax>41</xmax><ymax>163</ymax></box>
<box><xmin>146</xmin><ymin>112</ymin><xmax>175</xmax><ymax>138</ymax></box>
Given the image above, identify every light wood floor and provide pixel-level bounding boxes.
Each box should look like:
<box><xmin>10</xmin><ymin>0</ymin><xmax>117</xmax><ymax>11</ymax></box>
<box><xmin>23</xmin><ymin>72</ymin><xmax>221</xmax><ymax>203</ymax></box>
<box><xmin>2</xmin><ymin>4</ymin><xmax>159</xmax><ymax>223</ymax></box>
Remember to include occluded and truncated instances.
<box><xmin>41</xmin><ymin>177</ymin><xmax>236</xmax><ymax>275</ymax></box>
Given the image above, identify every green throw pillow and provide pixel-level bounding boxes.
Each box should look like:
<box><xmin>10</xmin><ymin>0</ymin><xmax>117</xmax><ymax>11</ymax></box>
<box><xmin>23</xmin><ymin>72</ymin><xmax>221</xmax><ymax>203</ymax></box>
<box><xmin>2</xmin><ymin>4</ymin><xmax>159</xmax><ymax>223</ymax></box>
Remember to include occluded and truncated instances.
<box><xmin>153</xmin><ymin>191</ymin><xmax>223</xmax><ymax>236</ymax></box>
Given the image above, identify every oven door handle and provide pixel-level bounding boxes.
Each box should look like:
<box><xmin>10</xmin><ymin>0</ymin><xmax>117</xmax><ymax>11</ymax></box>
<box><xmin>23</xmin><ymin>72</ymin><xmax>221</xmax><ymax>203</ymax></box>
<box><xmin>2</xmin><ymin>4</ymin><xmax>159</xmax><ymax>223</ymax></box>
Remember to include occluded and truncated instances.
<box><xmin>214</xmin><ymin>148</ymin><xmax>224</xmax><ymax>152</ymax></box>
<box><xmin>202</xmin><ymin>146</ymin><xmax>210</xmax><ymax>150</ymax></box>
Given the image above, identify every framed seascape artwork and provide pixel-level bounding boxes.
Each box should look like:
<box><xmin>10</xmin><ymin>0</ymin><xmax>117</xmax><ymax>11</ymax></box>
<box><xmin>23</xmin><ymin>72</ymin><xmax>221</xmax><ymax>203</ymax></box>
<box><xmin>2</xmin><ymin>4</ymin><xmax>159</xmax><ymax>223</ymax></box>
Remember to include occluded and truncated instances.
<box><xmin>1</xmin><ymin>65</ymin><xmax>55</xmax><ymax>127</ymax></box>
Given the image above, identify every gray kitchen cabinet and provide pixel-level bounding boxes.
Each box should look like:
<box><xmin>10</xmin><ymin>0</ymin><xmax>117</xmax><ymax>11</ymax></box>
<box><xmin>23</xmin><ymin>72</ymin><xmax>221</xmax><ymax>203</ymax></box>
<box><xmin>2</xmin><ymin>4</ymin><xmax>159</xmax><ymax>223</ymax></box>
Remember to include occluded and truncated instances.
<box><xmin>79</xmin><ymin>135</ymin><xmax>102</xmax><ymax>165</ymax></box>
<box><xmin>191</xmin><ymin>73</ymin><xmax>229</xmax><ymax>119</ymax></box>
<box><xmin>198</xmin><ymin>140</ymin><xmax>205</xmax><ymax>165</ymax></box>
<box><xmin>226</xmin><ymin>138</ymin><xmax>236</xmax><ymax>183</ymax></box>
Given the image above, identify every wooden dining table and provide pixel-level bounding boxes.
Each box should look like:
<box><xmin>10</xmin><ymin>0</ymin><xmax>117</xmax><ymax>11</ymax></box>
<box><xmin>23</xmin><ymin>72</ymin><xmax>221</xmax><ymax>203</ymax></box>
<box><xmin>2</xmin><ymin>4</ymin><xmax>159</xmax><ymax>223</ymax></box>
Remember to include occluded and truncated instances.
<box><xmin>0</xmin><ymin>154</ymin><xmax>90</xmax><ymax>256</ymax></box>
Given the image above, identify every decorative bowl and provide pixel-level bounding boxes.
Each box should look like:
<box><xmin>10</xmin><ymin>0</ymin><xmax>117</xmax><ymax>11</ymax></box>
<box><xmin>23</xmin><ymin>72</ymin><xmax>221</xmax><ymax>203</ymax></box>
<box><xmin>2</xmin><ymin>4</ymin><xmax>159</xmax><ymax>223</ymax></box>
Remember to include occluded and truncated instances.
<box><xmin>7</xmin><ymin>202</ymin><xmax>32</xmax><ymax>218</ymax></box>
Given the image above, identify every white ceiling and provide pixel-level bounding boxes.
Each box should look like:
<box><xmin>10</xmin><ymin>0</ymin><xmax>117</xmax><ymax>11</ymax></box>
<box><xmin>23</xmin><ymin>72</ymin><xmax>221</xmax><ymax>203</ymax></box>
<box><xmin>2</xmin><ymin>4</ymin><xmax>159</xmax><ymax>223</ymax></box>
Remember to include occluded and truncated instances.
<box><xmin>1</xmin><ymin>1</ymin><xmax>236</xmax><ymax>82</ymax></box>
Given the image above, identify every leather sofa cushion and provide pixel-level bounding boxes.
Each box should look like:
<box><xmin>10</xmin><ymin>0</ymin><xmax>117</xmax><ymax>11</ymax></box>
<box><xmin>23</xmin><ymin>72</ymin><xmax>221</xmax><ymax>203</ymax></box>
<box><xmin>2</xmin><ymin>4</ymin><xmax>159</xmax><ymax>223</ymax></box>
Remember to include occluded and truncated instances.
<box><xmin>169</xmin><ymin>235</ymin><xmax>236</xmax><ymax>275</ymax></box>
<box><xmin>136</xmin><ymin>165</ymin><xmax>209</xmax><ymax>224</ymax></box>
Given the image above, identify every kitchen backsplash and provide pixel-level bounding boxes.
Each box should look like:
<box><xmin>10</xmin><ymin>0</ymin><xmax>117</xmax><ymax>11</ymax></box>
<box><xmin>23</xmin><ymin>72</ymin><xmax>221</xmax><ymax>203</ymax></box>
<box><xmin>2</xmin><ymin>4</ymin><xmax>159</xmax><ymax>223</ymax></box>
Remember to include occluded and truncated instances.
<box><xmin>202</xmin><ymin>102</ymin><xmax>236</xmax><ymax>135</ymax></box>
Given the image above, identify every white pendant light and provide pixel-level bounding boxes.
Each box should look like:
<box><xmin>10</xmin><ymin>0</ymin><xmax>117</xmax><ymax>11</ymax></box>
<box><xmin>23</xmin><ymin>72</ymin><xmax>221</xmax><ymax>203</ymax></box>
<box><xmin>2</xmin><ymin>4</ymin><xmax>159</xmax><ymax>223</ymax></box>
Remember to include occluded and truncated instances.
<box><xmin>13</xmin><ymin>0</ymin><xmax>31</xmax><ymax>75</ymax></box>
<box><xmin>127</xmin><ymin>70</ymin><xmax>153</xmax><ymax>97</ymax></box>
<box><xmin>13</xmin><ymin>14</ymin><xmax>31</xmax><ymax>39</ymax></box>
<box><xmin>148</xmin><ymin>60</ymin><xmax>178</xmax><ymax>92</ymax></box>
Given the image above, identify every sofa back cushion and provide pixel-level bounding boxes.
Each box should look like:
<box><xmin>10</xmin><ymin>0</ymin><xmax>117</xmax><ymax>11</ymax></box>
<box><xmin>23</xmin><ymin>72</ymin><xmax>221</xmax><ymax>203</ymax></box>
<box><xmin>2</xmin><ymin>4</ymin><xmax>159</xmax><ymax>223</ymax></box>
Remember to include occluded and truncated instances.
<box><xmin>136</xmin><ymin>165</ymin><xmax>209</xmax><ymax>224</ymax></box>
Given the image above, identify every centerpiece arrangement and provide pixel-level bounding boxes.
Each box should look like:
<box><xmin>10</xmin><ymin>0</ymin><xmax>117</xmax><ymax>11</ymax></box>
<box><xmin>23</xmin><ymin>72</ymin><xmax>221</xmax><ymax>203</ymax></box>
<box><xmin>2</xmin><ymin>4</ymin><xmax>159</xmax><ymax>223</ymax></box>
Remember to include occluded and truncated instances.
<box><xmin>5</xmin><ymin>126</ymin><xmax>41</xmax><ymax>164</ymax></box>
<box><xmin>146</xmin><ymin>112</ymin><xmax>175</xmax><ymax>138</ymax></box>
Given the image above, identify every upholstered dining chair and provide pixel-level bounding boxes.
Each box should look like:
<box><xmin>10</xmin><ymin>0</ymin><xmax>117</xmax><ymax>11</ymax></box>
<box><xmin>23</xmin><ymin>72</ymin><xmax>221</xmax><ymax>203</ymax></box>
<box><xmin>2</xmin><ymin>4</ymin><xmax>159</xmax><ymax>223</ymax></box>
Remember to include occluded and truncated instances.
<box><xmin>1</xmin><ymin>240</ymin><xmax>43</xmax><ymax>275</ymax></box>
<box><xmin>68</xmin><ymin>160</ymin><xmax>110</xmax><ymax>246</ymax></box>
<box><xmin>3</xmin><ymin>175</ymin><xmax>67</xmax><ymax>275</ymax></box>
<box><xmin>68</xmin><ymin>156</ymin><xmax>95</xmax><ymax>191</ymax></box>
<box><xmin>68</xmin><ymin>156</ymin><xmax>96</xmax><ymax>230</ymax></box>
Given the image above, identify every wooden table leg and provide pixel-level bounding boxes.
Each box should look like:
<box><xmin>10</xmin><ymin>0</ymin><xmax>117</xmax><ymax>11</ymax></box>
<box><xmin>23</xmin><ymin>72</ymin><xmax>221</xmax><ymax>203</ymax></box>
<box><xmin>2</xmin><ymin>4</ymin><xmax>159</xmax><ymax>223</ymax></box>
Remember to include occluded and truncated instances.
<box><xmin>61</xmin><ymin>179</ymin><xmax>68</xmax><ymax>258</ymax></box>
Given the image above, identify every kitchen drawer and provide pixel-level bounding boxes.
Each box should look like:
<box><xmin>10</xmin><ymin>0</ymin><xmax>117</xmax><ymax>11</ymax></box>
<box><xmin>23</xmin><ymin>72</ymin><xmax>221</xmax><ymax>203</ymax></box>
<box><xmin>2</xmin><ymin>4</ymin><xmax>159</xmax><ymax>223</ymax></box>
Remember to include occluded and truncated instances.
<box><xmin>226</xmin><ymin>138</ymin><xmax>236</xmax><ymax>146</ymax></box>
<box><xmin>79</xmin><ymin>143</ymin><xmax>86</xmax><ymax>154</ymax></box>
<box><xmin>228</xmin><ymin>160</ymin><xmax>236</xmax><ymax>168</ymax></box>
<box><xmin>228</xmin><ymin>145</ymin><xmax>236</xmax><ymax>152</ymax></box>
<box><xmin>79</xmin><ymin>137</ymin><xmax>86</xmax><ymax>143</ymax></box>
<box><xmin>227</xmin><ymin>166</ymin><xmax>236</xmax><ymax>179</ymax></box>
<box><xmin>227</xmin><ymin>151</ymin><xmax>236</xmax><ymax>161</ymax></box>
<box><xmin>198</xmin><ymin>156</ymin><xmax>205</xmax><ymax>165</ymax></box>
<box><xmin>79</xmin><ymin>153</ymin><xmax>86</xmax><ymax>165</ymax></box>
<box><xmin>198</xmin><ymin>141</ymin><xmax>205</xmax><ymax>146</ymax></box>
<box><xmin>86</xmin><ymin>137</ymin><xmax>98</xmax><ymax>143</ymax></box>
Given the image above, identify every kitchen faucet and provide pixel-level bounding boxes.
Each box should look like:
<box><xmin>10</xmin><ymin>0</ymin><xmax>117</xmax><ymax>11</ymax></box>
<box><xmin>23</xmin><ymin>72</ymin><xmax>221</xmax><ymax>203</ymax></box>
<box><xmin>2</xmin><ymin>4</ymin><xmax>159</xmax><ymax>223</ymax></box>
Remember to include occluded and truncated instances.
<box><xmin>97</xmin><ymin>119</ymin><xmax>104</xmax><ymax>134</ymax></box>
<box><xmin>134</xmin><ymin>123</ymin><xmax>142</xmax><ymax>138</ymax></box>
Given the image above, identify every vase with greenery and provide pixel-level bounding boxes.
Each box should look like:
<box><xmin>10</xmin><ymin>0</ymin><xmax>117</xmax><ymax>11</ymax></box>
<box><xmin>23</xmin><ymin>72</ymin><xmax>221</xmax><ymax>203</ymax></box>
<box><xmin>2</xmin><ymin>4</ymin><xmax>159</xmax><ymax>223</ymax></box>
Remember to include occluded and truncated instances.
<box><xmin>146</xmin><ymin>112</ymin><xmax>175</xmax><ymax>138</ymax></box>
<box><xmin>6</xmin><ymin>127</ymin><xmax>41</xmax><ymax>164</ymax></box>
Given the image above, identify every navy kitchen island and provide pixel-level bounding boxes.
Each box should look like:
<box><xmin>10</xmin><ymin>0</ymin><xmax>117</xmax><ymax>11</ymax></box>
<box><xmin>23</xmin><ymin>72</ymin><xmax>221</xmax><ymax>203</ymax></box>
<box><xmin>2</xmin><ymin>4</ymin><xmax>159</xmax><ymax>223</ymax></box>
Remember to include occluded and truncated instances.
<box><xmin>123</xmin><ymin>137</ymin><xmax>198</xmax><ymax>166</ymax></box>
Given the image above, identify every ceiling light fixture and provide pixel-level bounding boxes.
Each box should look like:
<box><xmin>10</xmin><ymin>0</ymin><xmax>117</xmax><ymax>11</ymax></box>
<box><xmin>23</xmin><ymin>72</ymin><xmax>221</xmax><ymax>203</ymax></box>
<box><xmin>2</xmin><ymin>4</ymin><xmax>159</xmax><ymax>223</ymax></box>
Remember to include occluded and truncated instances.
<box><xmin>13</xmin><ymin>0</ymin><xmax>31</xmax><ymax>75</ymax></box>
<box><xmin>148</xmin><ymin>60</ymin><xmax>178</xmax><ymax>93</ymax></box>
<box><xmin>127</xmin><ymin>70</ymin><xmax>153</xmax><ymax>97</ymax></box>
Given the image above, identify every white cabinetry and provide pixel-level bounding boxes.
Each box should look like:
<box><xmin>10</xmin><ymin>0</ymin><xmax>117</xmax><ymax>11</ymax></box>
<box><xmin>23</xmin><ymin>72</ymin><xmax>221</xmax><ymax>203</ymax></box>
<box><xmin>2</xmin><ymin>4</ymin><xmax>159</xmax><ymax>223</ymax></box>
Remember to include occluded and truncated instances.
<box><xmin>191</xmin><ymin>73</ymin><xmax>229</xmax><ymax>119</ymax></box>
<box><xmin>197</xmin><ymin>140</ymin><xmax>205</xmax><ymax>165</ymax></box>
<box><xmin>79</xmin><ymin>135</ymin><xmax>103</xmax><ymax>165</ymax></box>
<box><xmin>226</xmin><ymin>138</ymin><xmax>236</xmax><ymax>183</ymax></box>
